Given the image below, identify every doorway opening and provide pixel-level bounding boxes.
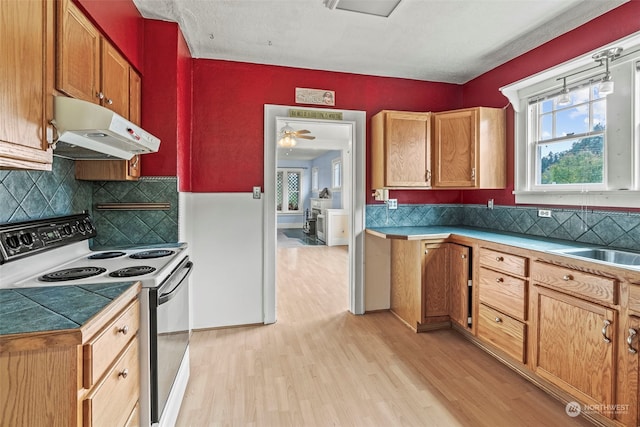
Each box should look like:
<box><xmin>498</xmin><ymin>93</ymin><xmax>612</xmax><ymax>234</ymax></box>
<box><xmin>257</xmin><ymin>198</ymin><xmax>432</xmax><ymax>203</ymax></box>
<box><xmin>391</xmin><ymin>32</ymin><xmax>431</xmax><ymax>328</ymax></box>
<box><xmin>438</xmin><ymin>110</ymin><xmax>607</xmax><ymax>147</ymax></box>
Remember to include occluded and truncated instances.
<box><xmin>263</xmin><ymin>105</ymin><xmax>366</xmax><ymax>324</ymax></box>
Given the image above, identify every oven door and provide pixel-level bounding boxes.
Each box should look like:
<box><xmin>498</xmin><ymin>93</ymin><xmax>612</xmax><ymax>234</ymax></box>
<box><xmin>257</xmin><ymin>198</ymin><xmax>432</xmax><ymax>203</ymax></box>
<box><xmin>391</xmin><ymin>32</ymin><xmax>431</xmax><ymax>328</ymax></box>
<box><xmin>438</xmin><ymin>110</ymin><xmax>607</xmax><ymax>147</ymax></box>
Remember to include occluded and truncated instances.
<box><xmin>149</xmin><ymin>256</ymin><xmax>193</xmax><ymax>424</ymax></box>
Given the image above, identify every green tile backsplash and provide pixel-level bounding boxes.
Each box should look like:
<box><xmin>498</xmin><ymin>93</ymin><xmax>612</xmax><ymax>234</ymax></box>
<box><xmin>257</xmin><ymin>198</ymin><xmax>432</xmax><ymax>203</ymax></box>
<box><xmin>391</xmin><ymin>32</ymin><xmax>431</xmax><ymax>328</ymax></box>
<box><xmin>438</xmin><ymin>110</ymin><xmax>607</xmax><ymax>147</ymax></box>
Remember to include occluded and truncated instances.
<box><xmin>366</xmin><ymin>203</ymin><xmax>640</xmax><ymax>251</ymax></box>
<box><xmin>0</xmin><ymin>159</ymin><xmax>178</xmax><ymax>248</ymax></box>
<box><xmin>0</xmin><ymin>158</ymin><xmax>91</xmax><ymax>223</ymax></box>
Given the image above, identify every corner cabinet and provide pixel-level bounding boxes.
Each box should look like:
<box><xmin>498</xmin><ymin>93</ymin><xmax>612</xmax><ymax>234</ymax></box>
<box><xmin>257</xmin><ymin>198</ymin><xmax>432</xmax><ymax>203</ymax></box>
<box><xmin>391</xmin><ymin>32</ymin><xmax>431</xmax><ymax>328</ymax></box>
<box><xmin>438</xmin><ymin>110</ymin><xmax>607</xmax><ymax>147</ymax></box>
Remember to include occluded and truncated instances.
<box><xmin>390</xmin><ymin>240</ymin><xmax>469</xmax><ymax>332</ymax></box>
<box><xmin>0</xmin><ymin>0</ymin><xmax>54</xmax><ymax>170</ymax></box>
<box><xmin>371</xmin><ymin>110</ymin><xmax>432</xmax><ymax>189</ymax></box>
<box><xmin>432</xmin><ymin>107</ymin><xmax>506</xmax><ymax>189</ymax></box>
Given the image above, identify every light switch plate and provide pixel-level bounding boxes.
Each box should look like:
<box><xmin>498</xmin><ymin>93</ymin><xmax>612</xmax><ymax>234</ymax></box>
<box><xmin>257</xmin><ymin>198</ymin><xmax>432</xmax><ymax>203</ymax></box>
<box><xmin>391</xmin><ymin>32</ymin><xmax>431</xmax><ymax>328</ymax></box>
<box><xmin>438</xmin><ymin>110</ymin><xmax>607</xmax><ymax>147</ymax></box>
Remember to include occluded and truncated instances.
<box><xmin>253</xmin><ymin>186</ymin><xmax>261</xmax><ymax>199</ymax></box>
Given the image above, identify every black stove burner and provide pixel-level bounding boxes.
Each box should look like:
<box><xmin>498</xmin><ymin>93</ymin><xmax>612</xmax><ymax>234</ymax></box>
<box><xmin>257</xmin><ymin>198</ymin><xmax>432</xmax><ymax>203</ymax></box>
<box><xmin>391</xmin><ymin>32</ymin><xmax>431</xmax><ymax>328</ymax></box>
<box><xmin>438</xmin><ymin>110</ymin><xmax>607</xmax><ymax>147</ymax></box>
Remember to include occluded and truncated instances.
<box><xmin>129</xmin><ymin>249</ymin><xmax>175</xmax><ymax>259</ymax></box>
<box><xmin>88</xmin><ymin>251</ymin><xmax>126</xmax><ymax>260</ymax></box>
<box><xmin>40</xmin><ymin>267</ymin><xmax>107</xmax><ymax>282</ymax></box>
<box><xmin>109</xmin><ymin>266</ymin><xmax>156</xmax><ymax>278</ymax></box>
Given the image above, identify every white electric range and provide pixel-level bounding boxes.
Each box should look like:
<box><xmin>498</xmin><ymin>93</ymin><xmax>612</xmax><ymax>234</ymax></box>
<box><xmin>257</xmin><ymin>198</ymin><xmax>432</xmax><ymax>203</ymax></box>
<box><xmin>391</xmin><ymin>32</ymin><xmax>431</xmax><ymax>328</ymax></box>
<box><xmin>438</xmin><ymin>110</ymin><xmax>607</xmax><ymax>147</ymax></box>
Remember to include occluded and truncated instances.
<box><xmin>0</xmin><ymin>213</ymin><xmax>192</xmax><ymax>427</ymax></box>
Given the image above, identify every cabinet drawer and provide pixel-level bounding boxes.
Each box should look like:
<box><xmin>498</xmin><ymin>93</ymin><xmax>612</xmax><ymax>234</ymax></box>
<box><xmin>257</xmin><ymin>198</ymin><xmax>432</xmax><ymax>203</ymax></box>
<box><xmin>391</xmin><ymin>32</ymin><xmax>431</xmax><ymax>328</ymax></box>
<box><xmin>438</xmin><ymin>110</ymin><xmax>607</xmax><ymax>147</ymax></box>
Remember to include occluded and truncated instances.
<box><xmin>477</xmin><ymin>304</ymin><xmax>526</xmax><ymax>363</ymax></box>
<box><xmin>84</xmin><ymin>338</ymin><xmax>139</xmax><ymax>427</ymax></box>
<box><xmin>479</xmin><ymin>248</ymin><xmax>527</xmax><ymax>277</ymax></box>
<box><xmin>531</xmin><ymin>261</ymin><xmax>616</xmax><ymax>305</ymax></box>
<box><xmin>83</xmin><ymin>300</ymin><xmax>140</xmax><ymax>388</ymax></box>
<box><xmin>479</xmin><ymin>267</ymin><xmax>527</xmax><ymax>321</ymax></box>
<box><xmin>629</xmin><ymin>284</ymin><xmax>640</xmax><ymax>314</ymax></box>
<box><xmin>124</xmin><ymin>401</ymin><xmax>140</xmax><ymax>427</ymax></box>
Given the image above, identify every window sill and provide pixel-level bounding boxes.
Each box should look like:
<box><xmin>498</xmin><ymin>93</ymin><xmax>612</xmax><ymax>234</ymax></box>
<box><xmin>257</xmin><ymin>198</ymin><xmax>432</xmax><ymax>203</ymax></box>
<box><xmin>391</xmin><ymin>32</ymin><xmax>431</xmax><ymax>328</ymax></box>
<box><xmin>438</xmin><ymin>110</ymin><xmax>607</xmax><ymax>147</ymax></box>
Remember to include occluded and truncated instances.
<box><xmin>514</xmin><ymin>190</ymin><xmax>640</xmax><ymax>208</ymax></box>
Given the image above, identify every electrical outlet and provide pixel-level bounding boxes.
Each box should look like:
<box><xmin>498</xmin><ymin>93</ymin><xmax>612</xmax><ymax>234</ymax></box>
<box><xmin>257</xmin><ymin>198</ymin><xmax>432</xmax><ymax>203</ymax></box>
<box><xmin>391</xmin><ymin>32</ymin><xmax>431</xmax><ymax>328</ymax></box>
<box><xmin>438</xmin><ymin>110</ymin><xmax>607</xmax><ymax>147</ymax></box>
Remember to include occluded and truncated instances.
<box><xmin>387</xmin><ymin>199</ymin><xmax>398</xmax><ymax>210</ymax></box>
<box><xmin>373</xmin><ymin>189</ymin><xmax>384</xmax><ymax>201</ymax></box>
<box><xmin>487</xmin><ymin>199</ymin><xmax>494</xmax><ymax>209</ymax></box>
<box><xmin>253</xmin><ymin>186</ymin><xmax>261</xmax><ymax>199</ymax></box>
<box><xmin>538</xmin><ymin>209</ymin><xmax>552</xmax><ymax>218</ymax></box>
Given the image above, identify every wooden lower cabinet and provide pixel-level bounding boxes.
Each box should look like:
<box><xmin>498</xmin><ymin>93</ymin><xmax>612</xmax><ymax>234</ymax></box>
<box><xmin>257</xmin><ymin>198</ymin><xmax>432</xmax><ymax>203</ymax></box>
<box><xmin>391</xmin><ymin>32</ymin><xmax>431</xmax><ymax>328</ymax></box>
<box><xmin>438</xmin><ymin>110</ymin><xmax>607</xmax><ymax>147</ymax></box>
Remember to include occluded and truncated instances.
<box><xmin>75</xmin><ymin>155</ymin><xmax>141</xmax><ymax>181</ymax></box>
<box><xmin>477</xmin><ymin>303</ymin><xmax>526</xmax><ymax>363</ymax></box>
<box><xmin>0</xmin><ymin>291</ymin><xmax>140</xmax><ymax>427</ymax></box>
<box><xmin>390</xmin><ymin>240</ymin><xmax>469</xmax><ymax>331</ymax></box>
<box><xmin>532</xmin><ymin>285</ymin><xmax>616</xmax><ymax>416</ymax></box>
<box><xmin>618</xmin><ymin>315</ymin><xmax>640</xmax><ymax>425</ymax></box>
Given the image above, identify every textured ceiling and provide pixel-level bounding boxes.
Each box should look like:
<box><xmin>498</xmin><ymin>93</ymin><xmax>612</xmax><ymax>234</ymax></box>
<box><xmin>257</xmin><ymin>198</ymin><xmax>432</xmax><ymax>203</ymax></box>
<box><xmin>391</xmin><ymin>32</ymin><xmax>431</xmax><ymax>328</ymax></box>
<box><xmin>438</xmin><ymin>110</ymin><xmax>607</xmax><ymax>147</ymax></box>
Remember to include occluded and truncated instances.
<box><xmin>133</xmin><ymin>0</ymin><xmax>627</xmax><ymax>84</ymax></box>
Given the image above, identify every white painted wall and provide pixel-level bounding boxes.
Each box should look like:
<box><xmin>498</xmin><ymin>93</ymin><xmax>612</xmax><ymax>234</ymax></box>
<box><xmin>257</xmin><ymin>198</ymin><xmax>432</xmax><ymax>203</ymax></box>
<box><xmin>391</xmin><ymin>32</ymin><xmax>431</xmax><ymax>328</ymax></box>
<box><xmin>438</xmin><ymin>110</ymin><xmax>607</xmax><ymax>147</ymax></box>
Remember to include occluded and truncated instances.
<box><xmin>181</xmin><ymin>192</ymin><xmax>264</xmax><ymax>329</ymax></box>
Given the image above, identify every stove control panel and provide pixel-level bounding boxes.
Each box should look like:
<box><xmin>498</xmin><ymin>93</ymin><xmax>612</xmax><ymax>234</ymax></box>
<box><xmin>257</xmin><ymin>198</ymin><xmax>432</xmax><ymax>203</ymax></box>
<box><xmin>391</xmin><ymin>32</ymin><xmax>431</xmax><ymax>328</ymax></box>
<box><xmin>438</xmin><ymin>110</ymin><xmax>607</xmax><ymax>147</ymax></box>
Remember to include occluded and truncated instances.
<box><xmin>0</xmin><ymin>214</ymin><xmax>96</xmax><ymax>264</ymax></box>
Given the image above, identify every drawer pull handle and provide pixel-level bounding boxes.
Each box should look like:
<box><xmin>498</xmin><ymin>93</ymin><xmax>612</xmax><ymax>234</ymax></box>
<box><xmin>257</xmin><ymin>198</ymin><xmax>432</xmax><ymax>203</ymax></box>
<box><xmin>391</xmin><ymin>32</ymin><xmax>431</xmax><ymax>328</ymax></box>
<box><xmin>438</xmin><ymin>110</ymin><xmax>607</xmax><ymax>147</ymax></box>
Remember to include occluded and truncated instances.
<box><xmin>602</xmin><ymin>320</ymin><xmax>612</xmax><ymax>343</ymax></box>
<box><xmin>495</xmin><ymin>256</ymin><xmax>504</xmax><ymax>262</ymax></box>
<box><xmin>118</xmin><ymin>325</ymin><xmax>129</xmax><ymax>335</ymax></box>
<box><xmin>496</xmin><ymin>277</ymin><xmax>504</xmax><ymax>283</ymax></box>
<box><xmin>628</xmin><ymin>329</ymin><xmax>638</xmax><ymax>354</ymax></box>
<box><xmin>119</xmin><ymin>368</ymin><xmax>129</xmax><ymax>379</ymax></box>
<box><xmin>495</xmin><ymin>317</ymin><xmax>502</xmax><ymax>323</ymax></box>
<box><xmin>562</xmin><ymin>274</ymin><xmax>572</xmax><ymax>281</ymax></box>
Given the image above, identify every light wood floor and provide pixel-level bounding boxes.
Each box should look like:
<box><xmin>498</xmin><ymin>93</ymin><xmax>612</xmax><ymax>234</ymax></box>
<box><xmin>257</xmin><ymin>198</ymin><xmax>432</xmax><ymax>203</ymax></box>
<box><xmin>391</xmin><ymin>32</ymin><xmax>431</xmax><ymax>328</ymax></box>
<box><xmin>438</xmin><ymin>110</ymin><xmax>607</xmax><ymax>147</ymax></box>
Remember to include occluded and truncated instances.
<box><xmin>176</xmin><ymin>246</ymin><xmax>592</xmax><ymax>426</ymax></box>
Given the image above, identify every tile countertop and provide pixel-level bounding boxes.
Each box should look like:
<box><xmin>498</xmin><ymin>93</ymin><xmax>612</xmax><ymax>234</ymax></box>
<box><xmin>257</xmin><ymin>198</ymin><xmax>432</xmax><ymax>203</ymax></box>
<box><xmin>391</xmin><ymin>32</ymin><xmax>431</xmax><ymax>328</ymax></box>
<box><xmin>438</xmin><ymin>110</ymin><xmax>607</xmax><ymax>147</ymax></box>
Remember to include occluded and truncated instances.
<box><xmin>366</xmin><ymin>225</ymin><xmax>640</xmax><ymax>272</ymax></box>
<box><xmin>0</xmin><ymin>282</ymin><xmax>138</xmax><ymax>336</ymax></box>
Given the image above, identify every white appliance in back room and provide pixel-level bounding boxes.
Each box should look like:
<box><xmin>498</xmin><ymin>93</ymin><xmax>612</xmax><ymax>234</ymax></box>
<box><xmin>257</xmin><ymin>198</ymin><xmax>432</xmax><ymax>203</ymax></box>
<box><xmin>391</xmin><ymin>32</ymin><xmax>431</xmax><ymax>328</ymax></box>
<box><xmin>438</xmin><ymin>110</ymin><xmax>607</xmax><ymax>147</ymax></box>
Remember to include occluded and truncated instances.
<box><xmin>0</xmin><ymin>213</ymin><xmax>192</xmax><ymax>427</ymax></box>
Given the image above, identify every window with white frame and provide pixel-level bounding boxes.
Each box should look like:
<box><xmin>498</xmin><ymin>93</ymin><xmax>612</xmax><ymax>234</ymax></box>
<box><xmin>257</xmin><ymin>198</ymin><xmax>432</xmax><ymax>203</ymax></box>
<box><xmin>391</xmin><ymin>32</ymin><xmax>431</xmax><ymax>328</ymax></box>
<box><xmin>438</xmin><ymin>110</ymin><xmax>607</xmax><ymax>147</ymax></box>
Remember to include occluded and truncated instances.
<box><xmin>528</xmin><ymin>80</ymin><xmax>606</xmax><ymax>190</ymax></box>
<box><xmin>331</xmin><ymin>158</ymin><xmax>342</xmax><ymax>190</ymax></box>
<box><xmin>276</xmin><ymin>168</ymin><xmax>303</xmax><ymax>213</ymax></box>
<box><xmin>501</xmin><ymin>33</ymin><xmax>640</xmax><ymax>208</ymax></box>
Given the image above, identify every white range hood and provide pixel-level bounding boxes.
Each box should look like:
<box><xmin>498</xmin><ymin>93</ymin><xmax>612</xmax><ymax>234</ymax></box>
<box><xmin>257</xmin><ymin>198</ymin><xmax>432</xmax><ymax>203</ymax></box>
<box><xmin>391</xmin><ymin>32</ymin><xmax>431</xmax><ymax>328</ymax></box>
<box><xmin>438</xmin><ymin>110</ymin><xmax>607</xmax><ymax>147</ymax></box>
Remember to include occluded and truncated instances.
<box><xmin>52</xmin><ymin>96</ymin><xmax>160</xmax><ymax>160</ymax></box>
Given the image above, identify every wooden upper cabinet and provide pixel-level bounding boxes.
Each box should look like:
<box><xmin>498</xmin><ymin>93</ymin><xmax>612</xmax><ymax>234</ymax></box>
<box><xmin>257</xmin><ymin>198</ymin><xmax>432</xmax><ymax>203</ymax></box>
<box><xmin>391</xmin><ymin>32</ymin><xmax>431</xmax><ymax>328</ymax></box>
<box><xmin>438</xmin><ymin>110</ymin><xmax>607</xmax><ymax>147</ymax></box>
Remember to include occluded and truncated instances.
<box><xmin>101</xmin><ymin>40</ymin><xmax>130</xmax><ymax>118</ymax></box>
<box><xmin>129</xmin><ymin>69</ymin><xmax>142</xmax><ymax>125</ymax></box>
<box><xmin>432</xmin><ymin>107</ymin><xmax>506</xmax><ymax>189</ymax></box>
<box><xmin>372</xmin><ymin>110</ymin><xmax>431</xmax><ymax>188</ymax></box>
<box><xmin>57</xmin><ymin>0</ymin><xmax>133</xmax><ymax>120</ymax></box>
<box><xmin>56</xmin><ymin>0</ymin><xmax>100</xmax><ymax>104</ymax></box>
<box><xmin>0</xmin><ymin>0</ymin><xmax>54</xmax><ymax>170</ymax></box>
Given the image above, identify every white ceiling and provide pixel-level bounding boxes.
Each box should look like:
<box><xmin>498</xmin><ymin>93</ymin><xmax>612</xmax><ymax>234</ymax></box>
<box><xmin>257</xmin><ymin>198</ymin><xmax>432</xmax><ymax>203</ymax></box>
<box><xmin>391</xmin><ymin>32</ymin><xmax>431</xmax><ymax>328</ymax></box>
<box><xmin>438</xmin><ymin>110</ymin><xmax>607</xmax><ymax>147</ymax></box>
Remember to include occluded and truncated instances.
<box><xmin>275</xmin><ymin>118</ymin><xmax>352</xmax><ymax>161</ymax></box>
<box><xmin>133</xmin><ymin>0</ymin><xmax>627</xmax><ymax>84</ymax></box>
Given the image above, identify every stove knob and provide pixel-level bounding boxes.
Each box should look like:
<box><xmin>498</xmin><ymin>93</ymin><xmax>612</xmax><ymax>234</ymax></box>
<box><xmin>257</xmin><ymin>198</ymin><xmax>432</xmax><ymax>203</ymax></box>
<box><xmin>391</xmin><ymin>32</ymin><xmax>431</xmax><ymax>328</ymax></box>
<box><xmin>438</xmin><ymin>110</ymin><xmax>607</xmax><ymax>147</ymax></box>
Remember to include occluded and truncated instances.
<box><xmin>62</xmin><ymin>225</ymin><xmax>72</xmax><ymax>235</ymax></box>
<box><xmin>77</xmin><ymin>222</ymin><xmax>86</xmax><ymax>232</ymax></box>
<box><xmin>6</xmin><ymin>235</ymin><xmax>20</xmax><ymax>249</ymax></box>
<box><xmin>20</xmin><ymin>233</ymin><xmax>33</xmax><ymax>246</ymax></box>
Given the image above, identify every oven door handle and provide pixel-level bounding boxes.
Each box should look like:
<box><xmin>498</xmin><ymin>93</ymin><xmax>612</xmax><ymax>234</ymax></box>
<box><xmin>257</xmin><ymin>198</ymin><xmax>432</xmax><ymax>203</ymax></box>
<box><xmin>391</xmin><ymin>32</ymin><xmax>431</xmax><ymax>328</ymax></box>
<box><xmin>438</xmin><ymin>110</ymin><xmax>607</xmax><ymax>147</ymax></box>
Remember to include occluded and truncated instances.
<box><xmin>158</xmin><ymin>260</ymin><xmax>193</xmax><ymax>305</ymax></box>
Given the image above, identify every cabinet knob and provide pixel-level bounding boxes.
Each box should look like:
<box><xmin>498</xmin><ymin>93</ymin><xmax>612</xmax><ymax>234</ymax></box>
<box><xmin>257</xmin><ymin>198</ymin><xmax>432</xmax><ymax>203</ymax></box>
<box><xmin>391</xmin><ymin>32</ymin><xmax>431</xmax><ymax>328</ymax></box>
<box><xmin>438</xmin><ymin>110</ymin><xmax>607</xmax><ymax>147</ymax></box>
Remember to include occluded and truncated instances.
<box><xmin>496</xmin><ymin>277</ymin><xmax>504</xmax><ymax>283</ymax></box>
<box><xmin>494</xmin><ymin>317</ymin><xmax>502</xmax><ymax>323</ymax></box>
<box><xmin>424</xmin><ymin>249</ymin><xmax>428</xmax><ymax>254</ymax></box>
<box><xmin>106</xmin><ymin>98</ymin><xmax>113</xmax><ymax>105</ymax></box>
<box><xmin>96</xmin><ymin>91</ymin><xmax>104</xmax><ymax>100</ymax></box>
<box><xmin>118</xmin><ymin>368</ymin><xmax>129</xmax><ymax>379</ymax></box>
<box><xmin>601</xmin><ymin>319</ymin><xmax>612</xmax><ymax>344</ymax></box>
<box><xmin>562</xmin><ymin>274</ymin><xmax>572</xmax><ymax>281</ymax></box>
<box><xmin>628</xmin><ymin>328</ymin><xmax>638</xmax><ymax>354</ymax></box>
<box><xmin>461</xmin><ymin>254</ymin><xmax>466</xmax><ymax>259</ymax></box>
<box><xmin>118</xmin><ymin>325</ymin><xmax>129</xmax><ymax>335</ymax></box>
<box><xmin>495</xmin><ymin>256</ymin><xmax>504</xmax><ymax>262</ymax></box>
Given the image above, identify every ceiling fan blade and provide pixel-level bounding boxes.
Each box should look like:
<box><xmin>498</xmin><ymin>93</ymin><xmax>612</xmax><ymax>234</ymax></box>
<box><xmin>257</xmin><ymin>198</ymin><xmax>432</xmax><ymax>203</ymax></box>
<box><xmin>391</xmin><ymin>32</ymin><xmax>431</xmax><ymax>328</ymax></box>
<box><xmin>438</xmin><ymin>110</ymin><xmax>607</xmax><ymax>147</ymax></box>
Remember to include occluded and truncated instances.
<box><xmin>295</xmin><ymin>129</ymin><xmax>311</xmax><ymax>135</ymax></box>
<box><xmin>297</xmin><ymin>135</ymin><xmax>316</xmax><ymax>140</ymax></box>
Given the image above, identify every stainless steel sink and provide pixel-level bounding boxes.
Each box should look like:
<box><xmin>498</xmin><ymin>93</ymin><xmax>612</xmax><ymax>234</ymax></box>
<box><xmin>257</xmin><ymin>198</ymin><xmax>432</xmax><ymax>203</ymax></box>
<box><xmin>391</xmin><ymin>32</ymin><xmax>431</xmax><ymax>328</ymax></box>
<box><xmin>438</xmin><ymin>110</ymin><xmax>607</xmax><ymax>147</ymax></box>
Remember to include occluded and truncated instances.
<box><xmin>552</xmin><ymin>248</ymin><xmax>640</xmax><ymax>267</ymax></box>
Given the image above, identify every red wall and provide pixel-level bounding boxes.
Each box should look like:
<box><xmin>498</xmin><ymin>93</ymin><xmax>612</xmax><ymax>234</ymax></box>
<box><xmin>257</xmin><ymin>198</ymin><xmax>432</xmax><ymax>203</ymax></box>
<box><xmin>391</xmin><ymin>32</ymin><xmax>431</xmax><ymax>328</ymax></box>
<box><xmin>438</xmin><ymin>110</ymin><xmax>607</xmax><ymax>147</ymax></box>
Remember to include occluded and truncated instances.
<box><xmin>190</xmin><ymin>60</ymin><xmax>463</xmax><ymax>203</ymax></box>
<box><xmin>74</xmin><ymin>0</ymin><xmax>144</xmax><ymax>72</ymax></box>
<box><xmin>461</xmin><ymin>1</ymin><xmax>640</xmax><ymax>206</ymax></box>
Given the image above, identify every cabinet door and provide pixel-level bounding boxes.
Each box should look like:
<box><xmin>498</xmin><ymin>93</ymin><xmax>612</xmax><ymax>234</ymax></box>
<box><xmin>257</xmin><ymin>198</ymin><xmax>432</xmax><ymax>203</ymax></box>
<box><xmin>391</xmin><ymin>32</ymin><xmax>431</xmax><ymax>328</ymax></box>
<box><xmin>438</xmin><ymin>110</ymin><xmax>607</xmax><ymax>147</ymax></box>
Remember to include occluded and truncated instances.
<box><xmin>617</xmin><ymin>316</ymin><xmax>640</xmax><ymax>425</ymax></box>
<box><xmin>374</xmin><ymin>111</ymin><xmax>431</xmax><ymax>188</ymax></box>
<box><xmin>0</xmin><ymin>0</ymin><xmax>53</xmax><ymax>170</ymax></box>
<box><xmin>533</xmin><ymin>285</ymin><xmax>616</xmax><ymax>412</ymax></box>
<box><xmin>422</xmin><ymin>243</ymin><xmax>449</xmax><ymax>322</ymax></box>
<box><xmin>129</xmin><ymin>68</ymin><xmax>142</xmax><ymax>125</ymax></box>
<box><xmin>56</xmin><ymin>0</ymin><xmax>101</xmax><ymax>103</ymax></box>
<box><xmin>449</xmin><ymin>244</ymin><xmax>469</xmax><ymax>328</ymax></box>
<box><xmin>433</xmin><ymin>109</ymin><xmax>477</xmax><ymax>187</ymax></box>
<box><xmin>101</xmin><ymin>40</ymin><xmax>130</xmax><ymax>118</ymax></box>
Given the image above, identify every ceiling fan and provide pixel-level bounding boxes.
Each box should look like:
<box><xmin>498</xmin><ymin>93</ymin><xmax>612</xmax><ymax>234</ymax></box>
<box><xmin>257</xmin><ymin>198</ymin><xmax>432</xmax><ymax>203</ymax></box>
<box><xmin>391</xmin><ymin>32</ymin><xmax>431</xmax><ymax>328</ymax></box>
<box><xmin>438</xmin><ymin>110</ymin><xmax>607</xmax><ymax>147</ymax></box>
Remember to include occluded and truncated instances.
<box><xmin>278</xmin><ymin>124</ymin><xmax>316</xmax><ymax>148</ymax></box>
